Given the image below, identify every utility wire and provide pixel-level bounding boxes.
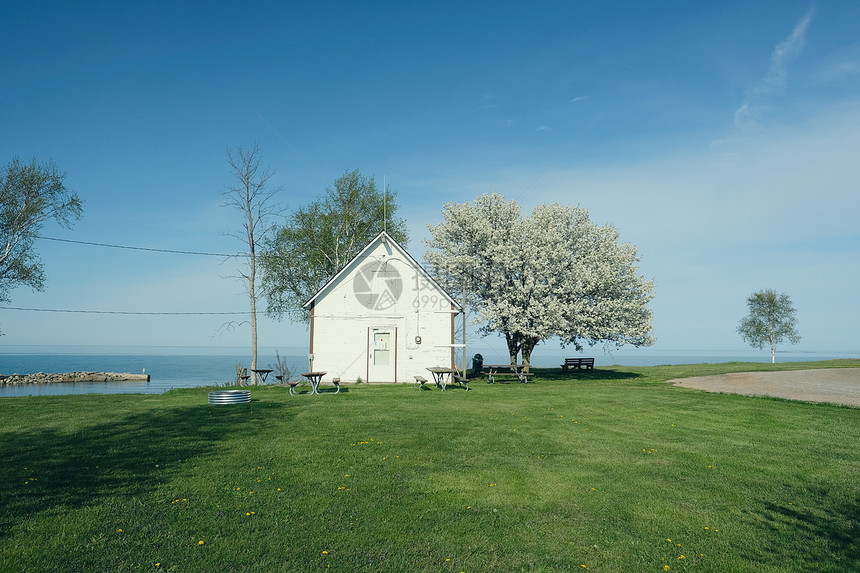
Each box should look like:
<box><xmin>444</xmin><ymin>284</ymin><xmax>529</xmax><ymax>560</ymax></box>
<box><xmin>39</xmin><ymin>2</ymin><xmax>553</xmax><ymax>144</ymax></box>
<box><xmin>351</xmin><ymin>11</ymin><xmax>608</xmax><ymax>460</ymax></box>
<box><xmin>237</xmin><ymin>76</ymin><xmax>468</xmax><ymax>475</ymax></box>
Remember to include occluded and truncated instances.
<box><xmin>26</xmin><ymin>237</ymin><xmax>254</xmax><ymax>315</ymax></box>
<box><xmin>1</xmin><ymin>306</ymin><xmax>247</xmax><ymax>315</ymax></box>
<box><xmin>36</xmin><ymin>236</ymin><xmax>238</xmax><ymax>257</ymax></box>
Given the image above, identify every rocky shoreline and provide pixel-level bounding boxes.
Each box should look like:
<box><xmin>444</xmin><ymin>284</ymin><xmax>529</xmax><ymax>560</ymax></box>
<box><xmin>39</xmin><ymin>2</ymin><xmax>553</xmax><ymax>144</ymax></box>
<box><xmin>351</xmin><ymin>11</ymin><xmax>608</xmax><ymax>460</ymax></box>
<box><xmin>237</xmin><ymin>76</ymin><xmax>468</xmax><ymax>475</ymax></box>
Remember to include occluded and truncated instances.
<box><xmin>0</xmin><ymin>372</ymin><xmax>151</xmax><ymax>385</ymax></box>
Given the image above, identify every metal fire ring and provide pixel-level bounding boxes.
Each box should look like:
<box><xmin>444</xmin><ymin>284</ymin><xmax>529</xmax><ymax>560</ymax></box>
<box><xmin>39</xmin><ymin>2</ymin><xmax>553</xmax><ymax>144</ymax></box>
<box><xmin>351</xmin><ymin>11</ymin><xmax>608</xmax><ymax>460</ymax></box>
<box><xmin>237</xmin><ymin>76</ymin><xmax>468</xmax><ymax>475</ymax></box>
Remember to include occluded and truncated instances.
<box><xmin>208</xmin><ymin>390</ymin><xmax>251</xmax><ymax>405</ymax></box>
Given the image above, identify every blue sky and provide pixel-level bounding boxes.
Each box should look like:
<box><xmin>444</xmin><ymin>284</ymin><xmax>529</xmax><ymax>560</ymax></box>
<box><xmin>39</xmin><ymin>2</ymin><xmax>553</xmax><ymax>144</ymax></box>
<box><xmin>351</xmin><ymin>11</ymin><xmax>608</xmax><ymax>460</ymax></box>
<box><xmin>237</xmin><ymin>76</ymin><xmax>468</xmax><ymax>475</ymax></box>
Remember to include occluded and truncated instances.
<box><xmin>2</xmin><ymin>1</ymin><xmax>859</xmax><ymax>358</ymax></box>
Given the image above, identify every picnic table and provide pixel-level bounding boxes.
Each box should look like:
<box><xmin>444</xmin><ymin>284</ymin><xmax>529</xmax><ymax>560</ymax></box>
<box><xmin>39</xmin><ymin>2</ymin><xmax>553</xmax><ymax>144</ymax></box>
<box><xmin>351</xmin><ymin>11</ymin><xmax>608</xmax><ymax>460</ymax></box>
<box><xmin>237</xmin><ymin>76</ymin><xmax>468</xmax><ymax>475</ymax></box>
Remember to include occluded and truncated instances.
<box><xmin>485</xmin><ymin>364</ymin><xmax>533</xmax><ymax>384</ymax></box>
<box><xmin>252</xmin><ymin>368</ymin><xmax>272</xmax><ymax>385</ymax></box>
<box><xmin>425</xmin><ymin>367</ymin><xmax>470</xmax><ymax>391</ymax></box>
<box><xmin>301</xmin><ymin>371</ymin><xmax>327</xmax><ymax>395</ymax></box>
<box><xmin>427</xmin><ymin>367</ymin><xmax>455</xmax><ymax>391</ymax></box>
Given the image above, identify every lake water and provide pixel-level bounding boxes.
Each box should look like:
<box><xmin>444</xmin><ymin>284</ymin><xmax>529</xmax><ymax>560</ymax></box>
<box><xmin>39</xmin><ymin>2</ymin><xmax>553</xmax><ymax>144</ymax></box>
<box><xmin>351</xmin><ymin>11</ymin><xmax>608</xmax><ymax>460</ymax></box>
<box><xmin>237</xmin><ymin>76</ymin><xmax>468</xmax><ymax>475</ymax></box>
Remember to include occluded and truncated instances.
<box><xmin>1</xmin><ymin>346</ymin><xmax>857</xmax><ymax>397</ymax></box>
<box><xmin>0</xmin><ymin>350</ymin><xmax>305</xmax><ymax>398</ymax></box>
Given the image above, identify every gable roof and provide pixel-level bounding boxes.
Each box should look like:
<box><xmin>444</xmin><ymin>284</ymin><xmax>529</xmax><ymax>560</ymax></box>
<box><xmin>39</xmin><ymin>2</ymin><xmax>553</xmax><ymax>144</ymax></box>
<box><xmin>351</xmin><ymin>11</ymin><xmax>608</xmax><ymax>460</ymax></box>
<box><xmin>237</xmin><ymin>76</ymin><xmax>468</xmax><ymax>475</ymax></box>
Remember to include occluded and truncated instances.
<box><xmin>303</xmin><ymin>231</ymin><xmax>461</xmax><ymax>311</ymax></box>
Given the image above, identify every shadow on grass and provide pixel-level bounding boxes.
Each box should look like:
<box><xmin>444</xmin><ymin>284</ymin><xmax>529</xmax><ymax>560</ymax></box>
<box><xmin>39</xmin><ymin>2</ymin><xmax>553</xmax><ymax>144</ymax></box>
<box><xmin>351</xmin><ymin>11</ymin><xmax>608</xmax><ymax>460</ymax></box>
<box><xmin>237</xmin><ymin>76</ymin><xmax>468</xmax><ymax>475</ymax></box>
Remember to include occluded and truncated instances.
<box><xmin>531</xmin><ymin>367</ymin><xmax>644</xmax><ymax>382</ymax></box>
<box><xmin>0</xmin><ymin>401</ymin><xmax>290</xmax><ymax>538</ymax></box>
<box><xmin>746</xmin><ymin>491</ymin><xmax>860</xmax><ymax>569</ymax></box>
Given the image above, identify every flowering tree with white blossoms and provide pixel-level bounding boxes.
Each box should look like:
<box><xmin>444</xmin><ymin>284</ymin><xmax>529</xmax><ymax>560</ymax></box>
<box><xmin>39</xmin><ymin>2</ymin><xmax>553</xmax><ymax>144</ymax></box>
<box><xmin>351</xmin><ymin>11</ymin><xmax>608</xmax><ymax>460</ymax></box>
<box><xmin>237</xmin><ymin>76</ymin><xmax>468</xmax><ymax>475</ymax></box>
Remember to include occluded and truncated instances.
<box><xmin>425</xmin><ymin>193</ymin><xmax>655</xmax><ymax>369</ymax></box>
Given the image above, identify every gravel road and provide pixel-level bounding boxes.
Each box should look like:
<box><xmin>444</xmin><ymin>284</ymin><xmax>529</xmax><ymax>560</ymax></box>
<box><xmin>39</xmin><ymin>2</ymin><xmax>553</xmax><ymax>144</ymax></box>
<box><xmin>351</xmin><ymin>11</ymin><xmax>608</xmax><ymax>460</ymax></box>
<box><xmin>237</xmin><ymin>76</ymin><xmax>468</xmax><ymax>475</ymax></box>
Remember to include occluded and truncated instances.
<box><xmin>671</xmin><ymin>368</ymin><xmax>860</xmax><ymax>407</ymax></box>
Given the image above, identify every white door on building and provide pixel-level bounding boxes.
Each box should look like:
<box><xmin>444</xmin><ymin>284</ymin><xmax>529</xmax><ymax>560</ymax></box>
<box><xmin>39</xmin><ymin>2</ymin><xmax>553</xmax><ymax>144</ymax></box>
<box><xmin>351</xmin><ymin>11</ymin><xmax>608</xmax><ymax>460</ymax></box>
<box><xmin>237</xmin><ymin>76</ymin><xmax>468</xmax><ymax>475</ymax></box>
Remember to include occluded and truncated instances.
<box><xmin>368</xmin><ymin>328</ymin><xmax>396</xmax><ymax>382</ymax></box>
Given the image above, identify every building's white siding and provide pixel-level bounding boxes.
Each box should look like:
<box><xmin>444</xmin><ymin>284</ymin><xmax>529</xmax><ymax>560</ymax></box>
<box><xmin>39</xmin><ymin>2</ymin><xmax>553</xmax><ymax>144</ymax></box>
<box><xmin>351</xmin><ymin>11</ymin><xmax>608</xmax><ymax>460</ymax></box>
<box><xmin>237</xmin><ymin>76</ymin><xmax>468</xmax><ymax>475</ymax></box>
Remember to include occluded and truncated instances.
<box><xmin>307</xmin><ymin>235</ymin><xmax>457</xmax><ymax>383</ymax></box>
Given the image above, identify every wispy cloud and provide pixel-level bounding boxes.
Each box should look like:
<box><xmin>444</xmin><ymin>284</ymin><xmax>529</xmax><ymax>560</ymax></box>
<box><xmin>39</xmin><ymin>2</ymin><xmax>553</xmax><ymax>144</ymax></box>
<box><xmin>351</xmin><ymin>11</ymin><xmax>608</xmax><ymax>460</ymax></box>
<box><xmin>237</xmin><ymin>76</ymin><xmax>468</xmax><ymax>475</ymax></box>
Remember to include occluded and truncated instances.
<box><xmin>570</xmin><ymin>96</ymin><xmax>589</xmax><ymax>103</ymax></box>
<box><xmin>536</xmin><ymin>125</ymin><xmax>551</xmax><ymax>131</ymax></box>
<box><xmin>734</xmin><ymin>7</ymin><xmax>815</xmax><ymax>129</ymax></box>
<box><xmin>814</xmin><ymin>43</ymin><xmax>860</xmax><ymax>83</ymax></box>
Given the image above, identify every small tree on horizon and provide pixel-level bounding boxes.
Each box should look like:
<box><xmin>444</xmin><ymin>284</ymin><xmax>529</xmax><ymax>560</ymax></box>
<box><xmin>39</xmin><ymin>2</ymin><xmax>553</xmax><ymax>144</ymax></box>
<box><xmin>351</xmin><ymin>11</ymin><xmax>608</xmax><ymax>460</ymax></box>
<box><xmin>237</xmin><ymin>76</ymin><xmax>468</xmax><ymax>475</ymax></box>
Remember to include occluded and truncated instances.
<box><xmin>737</xmin><ymin>288</ymin><xmax>801</xmax><ymax>363</ymax></box>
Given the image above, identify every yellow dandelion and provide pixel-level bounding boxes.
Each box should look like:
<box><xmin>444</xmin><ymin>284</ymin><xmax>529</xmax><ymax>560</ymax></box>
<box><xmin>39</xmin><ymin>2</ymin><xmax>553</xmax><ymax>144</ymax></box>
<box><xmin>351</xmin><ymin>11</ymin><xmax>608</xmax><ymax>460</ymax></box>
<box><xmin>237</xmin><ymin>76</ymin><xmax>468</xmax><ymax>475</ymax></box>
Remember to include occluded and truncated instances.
<box><xmin>322</xmin><ymin>550</ymin><xmax>328</xmax><ymax>554</ymax></box>
<box><xmin>678</xmin><ymin>555</ymin><xmax>685</xmax><ymax>559</ymax></box>
<box><xmin>664</xmin><ymin>566</ymin><xmax>670</xmax><ymax>571</ymax></box>
<box><xmin>198</xmin><ymin>540</ymin><xmax>205</xmax><ymax>545</ymax></box>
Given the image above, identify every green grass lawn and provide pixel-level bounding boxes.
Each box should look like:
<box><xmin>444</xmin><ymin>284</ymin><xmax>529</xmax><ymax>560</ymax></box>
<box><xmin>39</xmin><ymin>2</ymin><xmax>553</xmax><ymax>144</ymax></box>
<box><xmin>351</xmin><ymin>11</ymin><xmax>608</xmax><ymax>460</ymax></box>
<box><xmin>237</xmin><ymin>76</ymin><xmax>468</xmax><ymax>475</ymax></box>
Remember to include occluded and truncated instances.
<box><xmin>1</xmin><ymin>360</ymin><xmax>858</xmax><ymax>572</ymax></box>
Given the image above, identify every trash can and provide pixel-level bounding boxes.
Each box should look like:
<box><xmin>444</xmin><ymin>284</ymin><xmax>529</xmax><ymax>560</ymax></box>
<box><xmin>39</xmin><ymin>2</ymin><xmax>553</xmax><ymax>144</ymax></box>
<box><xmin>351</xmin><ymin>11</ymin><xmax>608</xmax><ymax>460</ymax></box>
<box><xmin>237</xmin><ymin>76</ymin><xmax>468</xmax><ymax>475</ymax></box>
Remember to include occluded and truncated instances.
<box><xmin>471</xmin><ymin>353</ymin><xmax>484</xmax><ymax>377</ymax></box>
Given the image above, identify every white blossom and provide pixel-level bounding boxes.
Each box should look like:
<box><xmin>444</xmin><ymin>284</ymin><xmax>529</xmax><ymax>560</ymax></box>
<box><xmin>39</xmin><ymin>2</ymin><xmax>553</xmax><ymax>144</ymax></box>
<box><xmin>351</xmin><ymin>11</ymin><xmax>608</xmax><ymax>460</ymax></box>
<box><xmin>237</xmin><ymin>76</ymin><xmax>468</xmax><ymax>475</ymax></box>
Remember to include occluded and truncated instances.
<box><xmin>426</xmin><ymin>193</ymin><xmax>655</xmax><ymax>367</ymax></box>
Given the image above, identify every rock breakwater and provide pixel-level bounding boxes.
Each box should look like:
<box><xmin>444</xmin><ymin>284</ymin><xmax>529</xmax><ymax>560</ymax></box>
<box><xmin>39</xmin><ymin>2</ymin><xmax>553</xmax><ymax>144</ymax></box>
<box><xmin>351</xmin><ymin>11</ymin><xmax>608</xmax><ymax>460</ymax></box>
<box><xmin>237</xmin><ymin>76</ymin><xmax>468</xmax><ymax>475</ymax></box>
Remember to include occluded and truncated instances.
<box><xmin>0</xmin><ymin>372</ymin><xmax>151</xmax><ymax>385</ymax></box>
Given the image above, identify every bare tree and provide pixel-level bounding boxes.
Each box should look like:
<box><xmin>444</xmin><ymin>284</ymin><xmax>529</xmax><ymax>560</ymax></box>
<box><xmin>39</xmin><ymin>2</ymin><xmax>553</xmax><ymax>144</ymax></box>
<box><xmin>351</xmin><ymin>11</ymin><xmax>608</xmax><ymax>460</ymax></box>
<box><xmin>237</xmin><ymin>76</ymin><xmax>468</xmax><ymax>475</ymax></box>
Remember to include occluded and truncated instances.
<box><xmin>221</xmin><ymin>143</ymin><xmax>282</xmax><ymax>381</ymax></box>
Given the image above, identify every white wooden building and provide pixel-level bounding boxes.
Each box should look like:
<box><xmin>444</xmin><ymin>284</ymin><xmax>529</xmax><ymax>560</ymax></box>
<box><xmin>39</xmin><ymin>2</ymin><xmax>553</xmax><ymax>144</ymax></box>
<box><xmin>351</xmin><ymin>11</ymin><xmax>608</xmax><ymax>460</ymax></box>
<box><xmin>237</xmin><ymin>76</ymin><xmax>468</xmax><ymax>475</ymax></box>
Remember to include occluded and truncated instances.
<box><xmin>303</xmin><ymin>231</ymin><xmax>461</xmax><ymax>383</ymax></box>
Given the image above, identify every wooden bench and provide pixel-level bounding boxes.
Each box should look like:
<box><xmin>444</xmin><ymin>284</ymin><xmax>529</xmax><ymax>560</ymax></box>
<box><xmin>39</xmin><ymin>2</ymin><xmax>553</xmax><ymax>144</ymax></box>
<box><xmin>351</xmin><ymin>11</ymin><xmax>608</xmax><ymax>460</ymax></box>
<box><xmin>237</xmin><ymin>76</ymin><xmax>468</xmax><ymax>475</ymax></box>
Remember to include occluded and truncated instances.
<box><xmin>414</xmin><ymin>375</ymin><xmax>429</xmax><ymax>390</ymax></box>
<box><xmin>561</xmin><ymin>358</ymin><xmax>595</xmax><ymax>371</ymax></box>
<box><xmin>332</xmin><ymin>377</ymin><xmax>341</xmax><ymax>394</ymax></box>
<box><xmin>287</xmin><ymin>380</ymin><xmax>301</xmax><ymax>395</ymax></box>
<box><xmin>451</xmin><ymin>374</ymin><xmax>471</xmax><ymax>391</ymax></box>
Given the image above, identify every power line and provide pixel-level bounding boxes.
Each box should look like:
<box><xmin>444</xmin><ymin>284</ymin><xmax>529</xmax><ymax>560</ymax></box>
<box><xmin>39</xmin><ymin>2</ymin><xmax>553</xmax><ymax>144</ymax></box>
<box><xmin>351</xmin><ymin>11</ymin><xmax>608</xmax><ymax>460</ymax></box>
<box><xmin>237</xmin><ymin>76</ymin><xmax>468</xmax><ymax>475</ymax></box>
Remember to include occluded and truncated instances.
<box><xmin>1</xmin><ymin>306</ymin><xmax>247</xmax><ymax>316</ymax></box>
<box><xmin>36</xmin><ymin>236</ymin><xmax>238</xmax><ymax>257</ymax></box>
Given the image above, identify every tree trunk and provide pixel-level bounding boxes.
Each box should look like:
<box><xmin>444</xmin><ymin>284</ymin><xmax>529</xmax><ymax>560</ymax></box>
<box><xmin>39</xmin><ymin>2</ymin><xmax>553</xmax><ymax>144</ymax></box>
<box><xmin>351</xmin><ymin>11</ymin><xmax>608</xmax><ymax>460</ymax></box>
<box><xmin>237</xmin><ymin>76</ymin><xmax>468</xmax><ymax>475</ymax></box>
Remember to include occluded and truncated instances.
<box><xmin>248</xmin><ymin>199</ymin><xmax>258</xmax><ymax>380</ymax></box>
<box><xmin>769</xmin><ymin>327</ymin><xmax>775</xmax><ymax>363</ymax></box>
<box><xmin>505</xmin><ymin>333</ymin><xmax>521</xmax><ymax>367</ymax></box>
<box><xmin>521</xmin><ymin>337</ymin><xmax>539</xmax><ymax>373</ymax></box>
<box><xmin>250</xmin><ymin>270</ymin><xmax>258</xmax><ymax>380</ymax></box>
